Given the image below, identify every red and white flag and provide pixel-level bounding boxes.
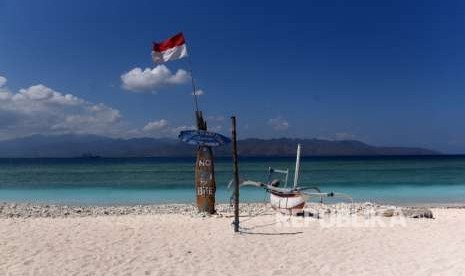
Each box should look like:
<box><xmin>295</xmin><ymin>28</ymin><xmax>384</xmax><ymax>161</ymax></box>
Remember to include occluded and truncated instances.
<box><xmin>152</xmin><ymin>33</ymin><xmax>188</xmax><ymax>63</ymax></box>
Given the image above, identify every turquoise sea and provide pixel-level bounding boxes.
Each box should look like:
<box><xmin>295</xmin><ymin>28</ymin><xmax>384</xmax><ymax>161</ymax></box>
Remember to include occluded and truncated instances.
<box><xmin>1</xmin><ymin>156</ymin><xmax>465</xmax><ymax>205</ymax></box>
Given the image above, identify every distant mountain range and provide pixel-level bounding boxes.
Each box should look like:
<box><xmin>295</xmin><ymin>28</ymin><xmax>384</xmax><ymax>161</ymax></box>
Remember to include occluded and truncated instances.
<box><xmin>0</xmin><ymin>134</ymin><xmax>439</xmax><ymax>158</ymax></box>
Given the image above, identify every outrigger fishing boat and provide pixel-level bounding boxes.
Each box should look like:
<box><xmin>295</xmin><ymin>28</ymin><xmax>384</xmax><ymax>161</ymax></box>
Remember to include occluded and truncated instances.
<box><xmin>232</xmin><ymin>144</ymin><xmax>352</xmax><ymax>215</ymax></box>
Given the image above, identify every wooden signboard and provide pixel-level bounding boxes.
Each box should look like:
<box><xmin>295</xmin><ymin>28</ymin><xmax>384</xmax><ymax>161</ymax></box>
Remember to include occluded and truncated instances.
<box><xmin>195</xmin><ymin>146</ymin><xmax>216</xmax><ymax>213</ymax></box>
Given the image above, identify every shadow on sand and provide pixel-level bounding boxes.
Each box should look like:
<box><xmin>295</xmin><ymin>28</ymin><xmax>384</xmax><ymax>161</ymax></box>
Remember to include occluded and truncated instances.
<box><xmin>238</xmin><ymin>230</ymin><xmax>303</xmax><ymax>236</ymax></box>
<box><xmin>236</xmin><ymin>220</ymin><xmax>303</xmax><ymax>235</ymax></box>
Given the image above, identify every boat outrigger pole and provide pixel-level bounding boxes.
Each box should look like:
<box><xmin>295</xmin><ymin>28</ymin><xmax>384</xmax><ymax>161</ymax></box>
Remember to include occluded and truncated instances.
<box><xmin>293</xmin><ymin>144</ymin><xmax>301</xmax><ymax>188</ymax></box>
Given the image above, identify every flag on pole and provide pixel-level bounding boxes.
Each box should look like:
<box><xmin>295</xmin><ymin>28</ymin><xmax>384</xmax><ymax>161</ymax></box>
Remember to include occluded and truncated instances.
<box><xmin>152</xmin><ymin>33</ymin><xmax>188</xmax><ymax>63</ymax></box>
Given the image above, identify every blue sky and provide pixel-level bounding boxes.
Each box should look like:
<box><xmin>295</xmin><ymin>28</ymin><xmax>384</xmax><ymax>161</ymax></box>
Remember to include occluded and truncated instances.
<box><xmin>0</xmin><ymin>0</ymin><xmax>464</xmax><ymax>152</ymax></box>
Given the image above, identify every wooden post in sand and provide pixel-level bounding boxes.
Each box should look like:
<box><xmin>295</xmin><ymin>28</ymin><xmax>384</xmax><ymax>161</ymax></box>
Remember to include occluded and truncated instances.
<box><xmin>194</xmin><ymin>111</ymin><xmax>216</xmax><ymax>214</ymax></box>
<box><xmin>231</xmin><ymin>116</ymin><xmax>240</xmax><ymax>232</ymax></box>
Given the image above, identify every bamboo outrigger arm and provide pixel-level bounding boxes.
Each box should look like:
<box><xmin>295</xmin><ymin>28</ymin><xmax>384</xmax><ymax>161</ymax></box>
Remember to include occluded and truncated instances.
<box><xmin>300</xmin><ymin>191</ymin><xmax>354</xmax><ymax>204</ymax></box>
<box><xmin>228</xmin><ymin>179</ymin><xmax>353</xmax><ymax>204</ymax></box>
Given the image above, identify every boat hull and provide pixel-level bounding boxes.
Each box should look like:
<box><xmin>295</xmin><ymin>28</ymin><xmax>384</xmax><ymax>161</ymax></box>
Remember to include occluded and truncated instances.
<box><xmin>269</xmin><ymin>191</ymin><xmax>306</xmax><ymax>215</ymax></box>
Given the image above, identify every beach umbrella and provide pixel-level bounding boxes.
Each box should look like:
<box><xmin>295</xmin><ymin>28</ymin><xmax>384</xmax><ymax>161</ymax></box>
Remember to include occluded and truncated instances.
<box><xmin>178</xmin><ymin>130</ymin><xmax>231</xmax><ymax>147</ymax></box>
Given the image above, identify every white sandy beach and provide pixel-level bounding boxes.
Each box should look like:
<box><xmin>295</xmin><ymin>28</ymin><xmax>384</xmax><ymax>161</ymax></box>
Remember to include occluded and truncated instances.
<box><xmin>1</xmin><ymin>207</ymin><xmax>465</xmax><ymax>276</ymax></box>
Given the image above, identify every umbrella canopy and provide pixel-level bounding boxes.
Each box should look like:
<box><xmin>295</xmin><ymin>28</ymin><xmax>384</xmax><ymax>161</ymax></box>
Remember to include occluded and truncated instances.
<box><xmin>179</xmin><ymin>130</ymin><xmax>231</xmax><ymax>147</ymax></box>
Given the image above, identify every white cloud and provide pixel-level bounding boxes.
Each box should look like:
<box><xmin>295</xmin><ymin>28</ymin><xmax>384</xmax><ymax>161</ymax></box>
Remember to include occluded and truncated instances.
<box><xmin>0</xmin><ymin>76</ymin><xmax>6</xmax><ymax>87</ymax></box>
<box><xmin>16</xmin><ymin>84</ymin><xmax>84</xmax><ymax>106</ymax></box>
<box><xmin>192</xmin><ymin>89</ymin><xmax>204</xmax><ymax>96</ymax></box>
<box><xmin>0</xmin><ymin>76</ymin><xmax>9</xmax><ymax>101</ymax></box>
<box><xmin>267</xmin><ymin>117</ymin><xmax>289</xmax><ymax>131</ymax></box>
<box><xmin>170</xmin><ymin>125</ymin><xmax>195</xmax><ymax>134</ymax></box>
<box><xmin>143</xmin><ymin>119</ymin><xmax>169</xmax><ymax>132</ymax></box>
<box><xmin>121</xmin><ymin>65</ymin><xmax>189</xmax><ymax>92</ymax></box>
<box><xmin>51</xmin><ymin>103</ymin><xmax>121</xmax><ymax>134</ymax></box>
<box><xmin>0</xmin><ymin>78</ymin><xmax>124</xmax><ymax>140</ymax></box>
<box><xmin>142</xmin><ymin>119</ymin><xmax>195</xmax><ymax>137</ymax></box>
<box><xmin>0</xmin><ymin>74</ymin><xmax>225</xmax><ymax>140</ymax></box>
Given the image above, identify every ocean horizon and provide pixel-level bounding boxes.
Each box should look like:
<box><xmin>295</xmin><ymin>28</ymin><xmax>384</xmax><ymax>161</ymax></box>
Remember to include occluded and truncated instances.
<box><xmin>1</xmin><ymin>155</ymin><xmax>465</xmax><ymax>206</ymax></box>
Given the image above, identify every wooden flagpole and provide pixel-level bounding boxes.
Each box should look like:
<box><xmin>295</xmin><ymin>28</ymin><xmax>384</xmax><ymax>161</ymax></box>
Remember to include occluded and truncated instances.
<box><xmin>185</xmin><ymin>40</ymin><xmax>215</xmax><ymax>214</ymax></box>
